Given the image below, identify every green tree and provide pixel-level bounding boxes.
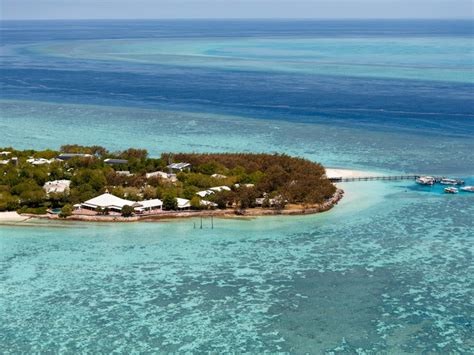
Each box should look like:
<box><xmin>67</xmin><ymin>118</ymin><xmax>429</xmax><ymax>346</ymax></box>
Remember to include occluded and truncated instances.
<box><xmin>59</xmin><ymin>204</ymin><xmax>73</xmax><ymax>218</ymax></box>
<box><xmin>183</xmin><ymin>186</ymin><xmax>199</xmax><ymax>200</ymax></box>
<box><xmin>190</xmin><ymin>196</ymin><xmax>202</xmax><ymax>210</ymax></box>
<box><xmin>121</xmin><ymin>205</ymin><xmax>134</xmax><ymax>217</ymax></box>
<box><xmin>162</xmin><ymin>193</ymin><xmax>177</xmax><ymax>210</ymax></box>
<box><xmin>0</xmin><ymin>192</ymin><xmax>20</xmax><ymax>211</ymax></box>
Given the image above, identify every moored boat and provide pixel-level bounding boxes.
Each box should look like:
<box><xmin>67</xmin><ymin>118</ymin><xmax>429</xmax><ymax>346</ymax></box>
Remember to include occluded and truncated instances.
<box><xmin>460</xmin><ymin>186</ymin><xmax>474</xmax><ymax>192</ymax></box>
<box><xmin>440</xmin><ymin>178</ymin><xmax>464</xmax><ymax>185</ymax></box>
<box><xmin>444</xmin><ymin>187</ymin><xmax>458</xmax><ymax>194</ymax></box>
<box><xmin>416</xmin><ymin>176</ymin><xmax>435</xmax><ymax>185</ymax></box>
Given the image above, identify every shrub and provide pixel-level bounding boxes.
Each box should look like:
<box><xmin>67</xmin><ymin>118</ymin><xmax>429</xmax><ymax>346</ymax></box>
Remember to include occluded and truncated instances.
<box><xmin>162</xmin><ymin>193</ymin><xmax>177</xmax><ymax>210</ymax></box>
<box><xmin>190</xmin><ymin>196</ymin><xmax>202</xmax><ymax>210</ymax></box>
<box><xmin>59</xmin><ymin>204</ymin><xmax>73</xmax><ymax>218</ymax></box>
<box><xmin>121</xmin><ymin>205</ymin><xmax>134</xmax><ymax>217</ymax></box>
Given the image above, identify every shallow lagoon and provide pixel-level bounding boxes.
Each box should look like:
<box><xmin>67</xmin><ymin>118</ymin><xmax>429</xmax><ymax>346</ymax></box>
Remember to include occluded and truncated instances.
<box><xmin>1</xmin><ymin>182</ymin><xmax>473</xmax><ymax>352</ymax></box>
<box><xmin>0</xmin><ymin>20</ymin><xmax>473</xmax><ymax>352</ymax></box>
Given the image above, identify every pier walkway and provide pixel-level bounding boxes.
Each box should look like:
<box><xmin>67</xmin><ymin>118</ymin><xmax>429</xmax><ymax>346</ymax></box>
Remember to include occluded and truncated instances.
<box><xmin>329</xmin><ymin>175</ymin><xmax>419</xmax><ymax>183</ymax></box>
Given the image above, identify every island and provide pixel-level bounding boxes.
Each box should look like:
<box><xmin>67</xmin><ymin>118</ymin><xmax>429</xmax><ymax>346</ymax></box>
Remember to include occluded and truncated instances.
<box><xmin>0</xmin><ymin>145</ymin><xmax>343</xmax><ymax>222</ymax></box>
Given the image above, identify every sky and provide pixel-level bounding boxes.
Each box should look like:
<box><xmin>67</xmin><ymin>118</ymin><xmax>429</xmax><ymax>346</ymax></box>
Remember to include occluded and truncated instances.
<box><xmin>1</xmin><ymin>0</ymin><xmax>473</xmax><ymax>20</ymax></box>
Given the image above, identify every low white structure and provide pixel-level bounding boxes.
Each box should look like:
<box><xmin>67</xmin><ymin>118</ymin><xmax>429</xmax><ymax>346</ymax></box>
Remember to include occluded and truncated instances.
<box><xmin>209</xmin><ymin>186</ymin><xmax>231</xmax><ymax>192</ymax></box>
<box><xmin>167</xmin><ymin>162</ymin><xmax>191</xmax><ymax>173</ymax></box>
<box><xmin>146</xmin><ymin>171</ymin><xmax>177</xmax><ymax>182</ymax></box>
<box><xmin>57</xmin><ymin>153</ymin><xmax>93</xmax><ymax>161</ymax></box>
<box><xmin>43</xmin><ymin>180</ymin><xmax>71</xmax><ymax>194</ymax></box>
<box><xmin>255</xmin><ymin>195</ymin><xmax>286</xmax><ymax>207</ymax></box>
<box><xmin>80</xmin><ymin>193</ymin><xmax>135</xmax><ymax>212</ymax></box>
<box><xmin>234</xmin><ymin>183</ymin><xmax>255</xmax><ymax>188</ymax></box>
<box><xmin>104</xmin><ymin>158</ymin><xmax>128</xmax><ymax>165</ymax></box>
<box><xmin>133</xmin><ymin>199</ymin><xmax>163</xmax><ymax>212</ymax></box>
<box><xmin>176</xmin><ymin>198</ymin><xmax>191</xmax><ymax>209</ymax></box>
<box><xmin>27</xmin><ymin>158</ymin><xmax>55</xmax><ymax>165</ymax></box>
<box><xmin>211</xmin><ymin>173</ymin><xmax>227</xmax><ymax>179</ymax></box>
<box><xmin>200</xmin><ymin>200</ymin><xmax>217</xmax><ymax>208</ymax></box>
<box><xmin>196</xmin><ymin>190</ymin><xmax>215</xmax><ymax>198</ymax></box>
<box><xmin>78</xmin><ymin>193</ymin><xmax>163</xmax><ymax>214</ymax></box>
<box><xmin>116</xmin><ymin>171</ymin><xmax>133</xmax><ymax>177</ymax></box>
<box><xmin>0</xmin><ymin>151</ymin><xmax>11</xmax><ymax>156</ymax></box>
<box><xmin>0</xmin><ymin>159</ymin><xmax>9</xmax><ymax>165</ymax></box>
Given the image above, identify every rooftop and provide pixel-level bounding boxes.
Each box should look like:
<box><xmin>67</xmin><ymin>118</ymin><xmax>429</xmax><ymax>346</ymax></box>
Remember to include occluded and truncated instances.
<box><xmin>57</xmin><ymin>153</ymin><xmax>93</xmax><ymax>160</ymax></box>
<box><xmin>104</xmin><ymin>158</ymin><xmax>128</xmax><ymax>165</ymax></box>
<box><xmin>167</xmin><ymin>162</ymin><xmax>191</xmax><ymax>170</ymax></box>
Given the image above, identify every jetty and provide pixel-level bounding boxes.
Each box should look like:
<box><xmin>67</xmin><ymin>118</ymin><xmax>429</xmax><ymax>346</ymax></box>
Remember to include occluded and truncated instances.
<box><xmin>329</xmin><ymin>175</ymin><xmax>419</xmax><ymax>183</ymax></box>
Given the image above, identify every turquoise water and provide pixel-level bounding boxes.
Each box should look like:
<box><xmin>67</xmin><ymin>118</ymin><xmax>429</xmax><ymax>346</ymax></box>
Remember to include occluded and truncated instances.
<box><xmin>1</xmin><ymin>183</ymin><xmax>473</xmax><ymax>352</ymax></box>
<box><xmin>29</xmin><ymin>36</ymin><xmax>474</xmax><ymax>83</ymax></box>
<box><xmin>1</xmin><ymin>20</ymin><xmax>473</xmax><ymax>352</ymax></box>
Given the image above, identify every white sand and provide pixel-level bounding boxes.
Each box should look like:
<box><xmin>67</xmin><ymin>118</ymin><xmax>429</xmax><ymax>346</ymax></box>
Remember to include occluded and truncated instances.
<box><xmin>325</xmin><ymin>167</ymin><xmax>383</xmax><ymax>179</ymax></box>
<box><xmin>0</xmin><ymin>211</ymin><xmax>30</xmax><ymax>222</ymax></box>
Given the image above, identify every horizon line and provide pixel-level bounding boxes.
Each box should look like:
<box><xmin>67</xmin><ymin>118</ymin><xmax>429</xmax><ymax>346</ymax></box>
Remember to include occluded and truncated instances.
<box><xmin>2</xmin><ymin>17</ymin><xmax>474</xmax><ymax>22</ymax></box>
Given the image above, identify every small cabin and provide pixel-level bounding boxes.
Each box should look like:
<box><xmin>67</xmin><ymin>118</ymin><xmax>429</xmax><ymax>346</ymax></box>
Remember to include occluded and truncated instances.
<box><xmin>104</xmin><ymin>158</ymin><xmax>128</xmax><ymax>165</ymax></box>
<box><xmin>167</xmin><ymin>162</ymin><xmax>191</xmax><ymax>173</ymax></box>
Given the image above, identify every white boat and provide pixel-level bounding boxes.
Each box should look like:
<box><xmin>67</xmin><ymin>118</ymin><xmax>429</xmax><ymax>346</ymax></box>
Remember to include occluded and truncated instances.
<box><xmin>444</xmin><ymin>187</ymin><xmax>458</xmax><ymax>194</ymax></box>
<box><xmin>440</xmin><ymin>178</ymin><xmax>464</xmax><ymax>185</ymax></box>
<box><xmin>460</xmin><ymin>186</ymin><xmax>474</xmax><ymax>192</ymax></box>
<box><xmin>416</xmin><ymin>176</ymin><xmax>435</xmax><ymax>185</ymax></box>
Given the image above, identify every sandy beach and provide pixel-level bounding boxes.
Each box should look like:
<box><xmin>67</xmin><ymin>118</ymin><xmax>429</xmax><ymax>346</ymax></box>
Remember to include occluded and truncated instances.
<box><xmin>0</xmin><ymin>211</ymin><xmax>31</xmax><ymax>222</ymax></box>
<box><xmin>325</xmin><ymin>167</ymin><xmax>383</xmax><ymax>179</ymax></box>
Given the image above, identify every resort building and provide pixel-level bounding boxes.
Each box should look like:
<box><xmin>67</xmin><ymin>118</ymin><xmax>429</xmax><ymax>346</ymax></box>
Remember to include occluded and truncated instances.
<box><xmin>209</xmin><ymin>186</ymin><xmax>231</xmax><ymax>192</ymax></box>
<box><xmin>133</xmin><ymin>199</ymin><xmax>163</xmax><ymax>212</ymax></box>
<box><xmin>43</xmin><ymin>180</ymin><xmax>71</xmax><ymax>194</ymax></box>
<box><xmin>79</xmin><ymin>193</ymin><xmax>135</xmax><ymax>212</ymax></box>
<box><xmin>26</xmin><ymin>158</ymin><xmax>56</xmax><ymax>165</ymax></box>
<box><xmin>104</xmin><ymin>158</ymin><xmax>128</xmax><ymax>165</ymax></box>
<box><xmin>196</xmin><ymin>190</ymin><xmax>215</xmax><ymax>198</ymax></box>
<box><xmin>196</xmin><ymin>186</ymin><xmax>231</xmax><ymax>197</ymax></box>
<box><xmin>0</xmin><ymin>159</ymin><xmax>10</xmax><ymax>165</ymax></box>
<box><xmin>234</xmin><ymin>183</ymin><xmax>255</xmax><ymax>188</ymax></box>
<box><xmin>200</xmin><ymin>200</ymin><xmax>218</xmax><ymax>208</ymax></box>
<box><xmin>211</xmin><ymin>173</ymin><xmax>227</xmax><ymax>179</ymax></box>
<box><xmin>115</xmin><ymin>171</ymin><xmax>133</xmax><ymax>177</ymax></box>
<box><xmin>0</xmin><ymin>151</ymin><xmax>11</xmax><ymax>156</ymax></box>
<box><xmin>146</xmin><ymin>171</ymin><xmax>177</xmax><ymax>182</ymax></box>
<box><xmin>57</xmin><ymin>153</ymin><xmax>93</xmax><ymax>161</ymax></box>
<box><xmin>167</xmin><ymin>162</ymin><xmax>191</xmax><ymax>173</ymax></box>
<box><xmin>176</xmin><ymin>198</ymin><xmax>191</xmax><ymax>209</ymax></box>
<box><xmin>77</xmin><ymin>192</ymin><xmax>163</xmax><ymax>214</ymax></box>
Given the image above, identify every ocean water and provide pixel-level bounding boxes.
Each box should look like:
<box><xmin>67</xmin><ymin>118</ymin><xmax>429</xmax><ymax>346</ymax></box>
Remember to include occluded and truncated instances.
<box><xmin>0</xmin><ymin>20</ymin><xmax>473</xmax><ymax>352</ymax></box>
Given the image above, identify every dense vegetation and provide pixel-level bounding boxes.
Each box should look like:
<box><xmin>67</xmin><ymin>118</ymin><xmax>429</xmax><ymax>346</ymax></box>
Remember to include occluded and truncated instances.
<box><xmin>0</xmin><ymin>146</ymin><xmax>336</xmax><ymax>214</ymax></box>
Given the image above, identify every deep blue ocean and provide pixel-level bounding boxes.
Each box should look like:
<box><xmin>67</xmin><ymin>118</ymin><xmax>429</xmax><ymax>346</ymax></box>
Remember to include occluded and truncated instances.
<box><xmin>0</xmin><ymin>20</ymin><xmax>473</xmax><ymax>352</ymax></box>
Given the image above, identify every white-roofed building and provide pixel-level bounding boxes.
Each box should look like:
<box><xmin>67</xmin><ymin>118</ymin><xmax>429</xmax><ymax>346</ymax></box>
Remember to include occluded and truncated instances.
<box><xmin>196</xmin><ymin>190</ymin><xmax>214</xmax><ymax>198</ymax></box>
<box><xmin>0</xmin><ymin>151</ymin><xmax>11</xmax><ymax>156</ymax></box>
<box><xmin>115</xmin><ymin>171</ymin><xmax>133</xmax><ymax>177</ymax></box>
<box><xmin>211</xmin><ymin>173</ymin><xmax>227</xmax><ymax>179</ymax></box>
<box><xmin>43</xmin><ymin>180</ymin><xmax>71</xmax><ymax>194</ymax></box>
<box><xmin>0</xmin><ymin>159</ymin><xmax>10</xmax><ymax>165</ymax></box>
<box><xmin>57</xmin><ymin>153</ymin><xmax>93</xmax><ymax>161</ymax></box>
<box><xmin>176</xmin><ymin>198</ymin><xmax>191</xmax><ymax>209</ymax></box>
<box><xmin>80</xmin><ymin>193</ymin><xmax>135</xmax><ymax>212</ymax></box>
<box><xmin>133</xmin><ymin>199</ymin><xmax>163</xmax><ymax>212</ymax></box>
<box><xmin>146</xmin><ymin>171</ymin><xmax>177</xmax><ymax>182</ymax></box>
<box><xmin>27</xmin><ymin>158</ymin><xmax>55</xmax><ymax>165</ymax></box>
<box><xmin>167</xmin><ymin>162</ymin><xmax>191</xmax><ymax>173</ymax></box>
<box><xmin>234</xmin><ymin>183</ymin><xmax>255</xmax><ymax>188</ymax></box>
<box><xmin>200</xmin><ymin>200</ymin><xmax>217</xmax><ymax>208</ymax></box>
<box><xmin>209</xmin><ymin>186</ymin><xmax>231</xmax><ymax>192</ymax></box>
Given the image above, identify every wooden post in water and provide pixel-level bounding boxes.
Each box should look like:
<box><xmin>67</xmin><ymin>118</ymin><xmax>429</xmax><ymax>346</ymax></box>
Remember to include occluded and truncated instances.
<box><xmin>200</xmin><ymin>216</ymin><xmax>203</xmax><ymax>229</ymax></box>
<box><xmin>211</xmin><ymin>215</ymin><xmax>214</xmax><ymax>229</ymax></box>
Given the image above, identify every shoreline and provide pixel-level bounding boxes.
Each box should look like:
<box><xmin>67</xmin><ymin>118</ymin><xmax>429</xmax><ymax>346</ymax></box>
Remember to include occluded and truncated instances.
<box><xmin>0</xmin><ymin>167</ymin><xmax>389</xmax><ymax>225</ymax></box>
<box><xmin>15</xmin><ymin>189</ymin><xmax>344</xmax><ymax>223</ymax></box>
<box><xmin>0</xmin><ymin>168</ymin><xmax>380</xmax><ymax>225</ymax></box>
